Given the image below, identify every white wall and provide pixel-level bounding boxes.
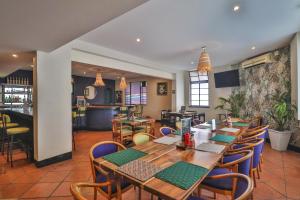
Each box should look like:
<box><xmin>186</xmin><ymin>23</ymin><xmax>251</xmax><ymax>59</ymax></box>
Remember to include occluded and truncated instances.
<box><xmin>36</xmin><ymin>46</ymin><xmax>72</xmax><ymax>161</ymax></box>
<box><xmin>184</xmin><ymin>65</ymin><xmax>236</xmax><ymax>120</ymax></box>
<box><xmin>175</xmin><ymin>71</ymin><xmax>185</xmax><ymax>112</ymax></box>
<box><xmin>291</xmin><ymin>32</ymin><xmax>300</xmax><ymax>120</ymax></box>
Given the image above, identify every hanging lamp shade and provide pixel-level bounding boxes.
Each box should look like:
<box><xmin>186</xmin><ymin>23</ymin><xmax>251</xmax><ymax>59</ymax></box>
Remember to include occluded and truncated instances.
<box><xmin>197</xmin><ymin>46</ymin><xmax>212</xmax><ymax>73</ymax></box>
<box><xmin>94</xmin><ymin>72</ymin><xmax>105</xmax><ymax>87</ymax></box>
<box><xmin>119</xmin><ymin>76</ymin><xmax>127</xmax><ymax>90</ymax></box>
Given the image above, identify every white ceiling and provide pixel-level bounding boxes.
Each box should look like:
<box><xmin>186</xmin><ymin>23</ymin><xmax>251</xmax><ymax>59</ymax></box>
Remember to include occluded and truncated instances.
<box><xmin>0</xmin><ymin>0</ymin><xmax>148</xmax><ymax>53</ymax></box>
<box><xmin>72</xmin><ymin>61</ymin><xmax>150</xmax><ymax>80</ymax></box>
<box><xmin>80</xmin><ymin>0</ymin><xmax>300</xmax><ymax>69</ymax></box>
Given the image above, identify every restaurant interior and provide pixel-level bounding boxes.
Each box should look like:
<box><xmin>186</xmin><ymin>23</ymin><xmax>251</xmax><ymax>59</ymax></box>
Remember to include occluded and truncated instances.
<box><xmin>0</xmin><ymin>0</ymin><xmax>300</xmax><ymax>200</ymax></box>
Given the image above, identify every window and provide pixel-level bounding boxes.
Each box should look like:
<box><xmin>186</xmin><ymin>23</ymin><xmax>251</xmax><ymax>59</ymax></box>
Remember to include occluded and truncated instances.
<box><xmin>125</xmin><ymin>81</ymin><xmax>147</xmax><ymax>105</ymax></box>
<box><xmin>189</xmin><ymin>71</ymin><xmax>209</xmax><ymax>107</ymax></box>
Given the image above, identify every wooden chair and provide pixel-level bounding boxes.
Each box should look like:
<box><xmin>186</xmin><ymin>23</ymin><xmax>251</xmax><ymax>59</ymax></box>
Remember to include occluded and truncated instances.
<box><xmin>112</xmin><ymin>119</ymin><xmax>133</xmax><ymax>144</ymax></box>
<box><xmin>70</xmin><ymin>182</ymin><xmax>118</xmax><ymax>200</ymax></box>
<box><xmin>190</xmin><ymin>173</ymin><xmax>253</xmax><ymax>200</ymax></box>
<box><xmin>133</xmin><ymin>105</ymin><xmax>143</xmax><ymax>117</ymax></box>
<box><xmin>200</xmin><ymin>150</ymin><xmax>253</xmax><ymax>200</ymax></box>
<box><xmin>89</xmin><ymin>141</ymin><xmax>132</xmax><ymax>199</ymax></box>
<box><xmin>228</xmin><ymin>138</ymin><xmax>265</xmax><ymax>187</ymax></box>
<box><xmin>133</xmin><ymin>132</ymin><xmax>157</xmax><ymax>145</ymax></box>
<box><xmin>159</xmin><ymin>126</ymin><xmax>176</xmax><ymax>136</ymax></box>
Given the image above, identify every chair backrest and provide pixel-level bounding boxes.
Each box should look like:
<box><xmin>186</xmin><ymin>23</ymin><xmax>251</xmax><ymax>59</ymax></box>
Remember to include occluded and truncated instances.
<box><xmin>0</xmin><ymin>114</ymin><xmax>11</xmax><ymax>123</ymax></box>
<box><xmin>134</xmin><ymin>105</ymin><xmax>143</xmax><ymax>113</ymax></box>
<box><xmin>89</xmin><ymin>141</ymin><xmax>126</xmax><ymax>181</ymax></box>
<box><xmin>133</xmin><ymin>133</ymin><xmax>156</xmax><ymax>145</ymax></box>
<box><xmin>70</xmin><ymin>182</ymin><xmax>110</xmax><ymax>200</ymax></box>
<box><xmin>232</xmin><ymin>138</ymin><xmax>264</xmax><ymax>169</ymax></box>
<box><xmin>112</xmin><ymin>119</ymin><xmax>121</xmax><ymax>133</ymax></box>
<box><xmin>242</xmin><ymin>130</ymin><xmax>266</xmax><ymax>141</ymax></box>
<box><xmin>221</xmin><ymin>150</ymin><xmax>253</xmax><ymax>176</ymax></box>
<box><xmin>206</xmin><ymin>173</ymin><xmax>253</xmax><ymax>200</ymax></box>
<box><xmin>159</xmin><ymin>126</ymin><xmax>175</xmax><ymax>136</ymax></box>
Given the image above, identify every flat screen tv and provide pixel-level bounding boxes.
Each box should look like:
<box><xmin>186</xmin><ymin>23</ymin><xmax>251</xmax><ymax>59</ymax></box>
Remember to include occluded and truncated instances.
<box><xmin>214</xmin><ymin>69</ymin><xmax>240</xmax><ymax>88</ymax></box>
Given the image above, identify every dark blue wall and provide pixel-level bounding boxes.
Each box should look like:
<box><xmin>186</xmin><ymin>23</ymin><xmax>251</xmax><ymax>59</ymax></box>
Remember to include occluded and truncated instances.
<box><xmin>72</xmin><ymin>75</ymin><xmax>115</xmax><ymax>105</ymax></box>
<box><xmin>0</xmin><ymin>70</ymin><xmax>33</xmax><ymax>85</ymax></box>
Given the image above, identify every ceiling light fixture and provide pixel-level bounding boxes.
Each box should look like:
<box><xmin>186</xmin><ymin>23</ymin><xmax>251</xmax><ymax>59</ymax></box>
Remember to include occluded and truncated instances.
<box><xmin>83</xmin><ymin>71</ymin><xmax>86</xmax><ymax>75</ymax></box>
<box><xmin>251</xmin><ymin>46</ymin><xmax>256</xmax><ymax>50</ymax></box>
<box><xmin>119</xmin><ymin>76</ymin><xmax>128</xmax><ymax>90</ymax></box>
<box><xmin>197</xmin><ymin>46</ymin><xmax>212</xmax><ymax>73</ymax></box>
<box><xmin>94</xmin><ymin>72</ymin><xmax>105</xmax><ymax>87</ymax></box>
<box><xmin>136</xmin><ymin>38</ymin><xmax>141</xmax><ymax>42</ymax></box>
<box><xmin>191</xmin><ymin>61</ymin><xmax>194</xmax><ymax>65</ymax></box>
<box><xmin>12</xmin><ymin>54</ymin><xmax>18</xmax><ymax>58</ymax></box>
<box><xmin>233</xmin><ymin>5</ymin><xmax>240</xmax><ymax>12</ymax></box>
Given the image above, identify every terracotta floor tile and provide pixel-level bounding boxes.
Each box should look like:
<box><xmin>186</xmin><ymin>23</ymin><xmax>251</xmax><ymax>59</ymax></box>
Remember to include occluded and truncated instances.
<box><xmin>263</xmin><ymin>176</ymin><xmax>286</xmax><ymax>196</ymax></box>
<box><xmin>21</xmin><ymin>182</ymin><xmax>60</xmax><ymax>198</ymax></box>
<box><xmin>12</xmin><ymin>171</ymin><xmax>44</xmax><ymax>184</ymax></box>
<box><xmin>253</xmin><ymin>182</ymin><xmax>286</xmax><ymax>200</ymax></box>
<box><xmin>0</xmin><ymin>183</ymin><xmax>33</xmax><ymax>199</ymax></box>
<box><xmin>51</xmin><ymin>181</ymin><xmax>72</xmax><ymax>197</ymax></box>
<box><xmin>48</xmin><ymin>196</ymin><xmax>74</xmax><ymax>200</ymax></box>
<box><xmin>64</xmin><ymin>170</ymin><xmax>91</xmax><ymax>182</ymax></box>
<box><xmin>39</xmin><ymin>171</ymin><xmax>69</xmax><ymax>183</ymax></box>
<box><xmin>286</xmin><ymin>177</ymin><xmax>300</xmax><ymax>199</ymax></box>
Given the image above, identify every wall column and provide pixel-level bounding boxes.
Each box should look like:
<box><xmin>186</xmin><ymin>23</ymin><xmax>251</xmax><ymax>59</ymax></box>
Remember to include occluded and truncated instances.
<box><xmin>35</xmin><ymin>46</ymin><xmax>72</xmax><ymax>163</ymax></box>
<box><xmin>175</xmin><ymin>70</ymin><xmax>185</xmax><ymax>112</ymax></box>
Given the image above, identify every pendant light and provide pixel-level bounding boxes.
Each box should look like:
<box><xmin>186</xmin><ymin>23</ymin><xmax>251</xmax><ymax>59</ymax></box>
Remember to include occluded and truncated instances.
<box><xmin>119</xmin><ymin>76</ymin><xmax>127</xmax><ymax>90</ymax></box>
<box><xmin>94</xmin><ymin>72</ymin><xmax>105</xmax><ymax>87</ymax></box>
<box><xmin>197</xmin><ymin>46</ymin><xmax>212</xmax><ymax>73</ymax></box>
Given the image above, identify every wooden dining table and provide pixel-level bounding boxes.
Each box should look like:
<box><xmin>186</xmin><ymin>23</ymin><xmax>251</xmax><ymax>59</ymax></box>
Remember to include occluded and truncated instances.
<box><xmin>93</xmin><ymin>124</ymin><xmax>249</xmax><ymax>200</ymax></box>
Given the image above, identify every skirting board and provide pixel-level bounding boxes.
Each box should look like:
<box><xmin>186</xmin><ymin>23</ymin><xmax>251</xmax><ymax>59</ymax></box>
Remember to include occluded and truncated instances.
<box><xmin>35</xmin><ymin>152</ymin><xmax>72</xmax><ymax>168</ymax></box>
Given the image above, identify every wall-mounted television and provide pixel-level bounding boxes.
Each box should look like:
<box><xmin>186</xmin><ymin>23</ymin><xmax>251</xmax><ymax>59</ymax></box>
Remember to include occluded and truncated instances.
<box><xmin>214</xmin><ymin>69</ymin><xmax>240</xmax><ymax>88</ymax></box>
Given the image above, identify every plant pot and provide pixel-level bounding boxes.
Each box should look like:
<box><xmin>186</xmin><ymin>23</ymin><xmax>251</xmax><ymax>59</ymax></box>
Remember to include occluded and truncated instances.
<box><xmin>269</xmin><ymin>129</ymin><xmax>292</xmax><ymax>151</ymax></box>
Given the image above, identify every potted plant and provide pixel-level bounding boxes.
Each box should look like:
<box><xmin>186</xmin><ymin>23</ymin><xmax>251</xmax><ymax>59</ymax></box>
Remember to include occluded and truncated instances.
<box><xmin>215</xmin><ymin>91</ymin><xmax>245</xmax><ymax>118</ymax></box>
<box><xmin>267</xmin><ymin>85</ymin><xmax>297</xmax><ymax>151</ymax></box>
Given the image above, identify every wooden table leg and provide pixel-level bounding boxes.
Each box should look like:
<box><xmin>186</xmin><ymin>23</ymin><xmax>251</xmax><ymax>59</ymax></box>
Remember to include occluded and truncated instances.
<box><xmin>136</xmin><ymin>187</ymin><xmax>141</xmax><ymax>200</ymax></box>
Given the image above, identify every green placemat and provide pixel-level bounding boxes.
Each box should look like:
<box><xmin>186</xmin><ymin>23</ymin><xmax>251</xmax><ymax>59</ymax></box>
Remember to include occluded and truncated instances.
<box><xmin>155</xmin><ymin>161</ymin><xmax>209</xmax><ymax>190</ymax></box>
<box><xmin>210</xmin><ymin>134</ymin><xmax>236</xmax><ymax>143</ymax></box>
<box><xmin>103</xmin><ymin>148</ymin><xmax>147</xmax><ymax>166</ymax></box>
<box><xmin>232</xmin><ymin>122</ymin><xmax>249</xmax><ymax>127</ymax></box>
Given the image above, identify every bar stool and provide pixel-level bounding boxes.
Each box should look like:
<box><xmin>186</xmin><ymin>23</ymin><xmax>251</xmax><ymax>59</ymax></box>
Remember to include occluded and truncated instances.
<box><xmin>2</xmin><ymin>116</ymin><xmax>30</xmax><ymax>167</ymax></box>
<box><xmin>0</xmin><ymin>114</ymin><xmax>19</xmax><ymax>155</ymax></box>
<box><xmin>6</xmin><ymin>127</ymin><xmax>30</xmax><ymax>167</ymax></box>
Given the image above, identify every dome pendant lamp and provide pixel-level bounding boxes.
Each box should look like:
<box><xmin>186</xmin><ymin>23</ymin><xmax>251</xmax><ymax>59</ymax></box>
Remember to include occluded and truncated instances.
<box><xmin>119</xmin><ymin>76</ymin><xmax>128</xmax><ymax>90</ymax></box>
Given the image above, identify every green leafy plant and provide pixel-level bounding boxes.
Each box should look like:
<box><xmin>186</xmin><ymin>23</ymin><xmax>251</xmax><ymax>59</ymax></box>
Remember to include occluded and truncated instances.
<box><xmin>215</xmin><ymin>91</ymin><xmax>245</xmax><ymax>118</ymax></box>
<box><xmin>267</xmin><ymin>82</ymin><xmax>297</xmax><ymax>131</ymax></box>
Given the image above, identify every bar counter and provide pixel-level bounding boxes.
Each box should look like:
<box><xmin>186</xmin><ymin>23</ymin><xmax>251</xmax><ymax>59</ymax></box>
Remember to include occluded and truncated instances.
<box><xmin>73</xmin><ymin>105</ymin><xmax>120</xmax><ymax>131</ymax></box>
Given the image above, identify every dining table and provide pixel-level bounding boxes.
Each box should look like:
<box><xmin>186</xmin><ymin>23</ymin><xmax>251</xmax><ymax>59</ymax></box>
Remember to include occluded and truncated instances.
<box><xmin>93</xmin><ymin>122</ymin><xmax>249</xmax><ymax>200</ymax></box>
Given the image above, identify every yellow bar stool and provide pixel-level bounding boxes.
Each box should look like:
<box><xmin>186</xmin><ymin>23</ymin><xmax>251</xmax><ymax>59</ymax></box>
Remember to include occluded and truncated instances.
<box><xmin>6</xmin><ymin>127</ymin><xmax>30</xmax><ymax>167</ymax></box>
<box><xmin>0</xmin><ymin>114</ymin><xmax>19</xmax><ymax>155</ymax></box>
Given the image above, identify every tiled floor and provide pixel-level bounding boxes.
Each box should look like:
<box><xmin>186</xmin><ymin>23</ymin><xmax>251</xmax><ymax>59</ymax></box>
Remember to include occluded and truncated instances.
<box><xmin>0</xmin><ymin>125</ymin><xmax>300</xmax><ymax>200</ymax></box>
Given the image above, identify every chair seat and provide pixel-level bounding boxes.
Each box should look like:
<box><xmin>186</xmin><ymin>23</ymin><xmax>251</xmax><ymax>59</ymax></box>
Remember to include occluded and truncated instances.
<box><xmin>202</xmin><ymin>168</ymin><xmax>232</xmax><ymax>190</ymax></box>
<box><xmin>96</xmin><ymin>173</ymin><xmax>131</xmax><ymax>194</ymax></box>
<box><xmin>0</xmin><ymin>123</ymin><xmax>19</xmax><ymax>128</ymax></box>
<box><xmin>7</xmin><ymin>127</ymin><xmax>29</xmax><ymax>135</ymax></box>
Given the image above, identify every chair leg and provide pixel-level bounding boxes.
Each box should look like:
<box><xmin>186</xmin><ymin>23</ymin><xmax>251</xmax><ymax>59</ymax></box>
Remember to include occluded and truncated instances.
<box><xmin>72</xmin><ymin>132</ymin><xmax>76</xmax><ymax>151</ymax></box>
<box><xmin>256</xmin><ymin>168</ymin><xmax>260</xmax><ymax>179</ymax></box>
<box><xmin>252</xmin><ymin>170</ymin><xmax>257</xmax><ymax>187</ymax></box>
<box><xmin>1</xmin><ymin>129</ymin><xmax>4</xmax><ymax>155</ymax></box>
<box><xmin>6</xmin><ymin>136</ymin><xmax>10</xmax><ymax>162</ymax></box>
<box><xmin>9</xmin><ymin>135</ymin><xmax>14</xmax><ymax>167</ymax></box>
<box><xmin>93</xmin><ymin>187</ymin><xmax>97</xmax><ymax>200</ymax></box>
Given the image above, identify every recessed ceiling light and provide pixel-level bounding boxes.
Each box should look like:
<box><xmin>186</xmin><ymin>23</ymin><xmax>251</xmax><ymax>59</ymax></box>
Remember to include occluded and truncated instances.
<box><xmin>251</xmin><ymin>46</ymin><xmax>256</xmax><ymax>50</ymax></box>
<box><xmin>83</xmin><ymin>71</ymin><xmax>86</xmax><ymax>75</ymax></box>
<box><xmin>191</xmin><ymin>61</ymin><xmax>194</xmax><ymax>65</ymax></box>
<box><xmin>233</xmin><ymin>5</ymin><xmax>240</xmax><ymax>12</ymax></box>
<box><xmin>12</xmin><ymin>54</ymin><xmax>18</xmax><ymax>58</ymax></box>
<box><xmin>136</xmin><ymin>38</ymin><xmax>141</xmax><ymax>42</ymax></box>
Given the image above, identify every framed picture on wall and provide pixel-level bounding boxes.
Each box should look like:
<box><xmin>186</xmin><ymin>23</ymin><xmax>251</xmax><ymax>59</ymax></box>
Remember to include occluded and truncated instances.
<box><xmin>115</xmin><ymin>90</ymin><xmax>123</xmax><ymax>104</ymax></box>
<box><xmin>157</xmin><ymin>82</ymin><xmax>168</xmax><ymax>96</ymax></box>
